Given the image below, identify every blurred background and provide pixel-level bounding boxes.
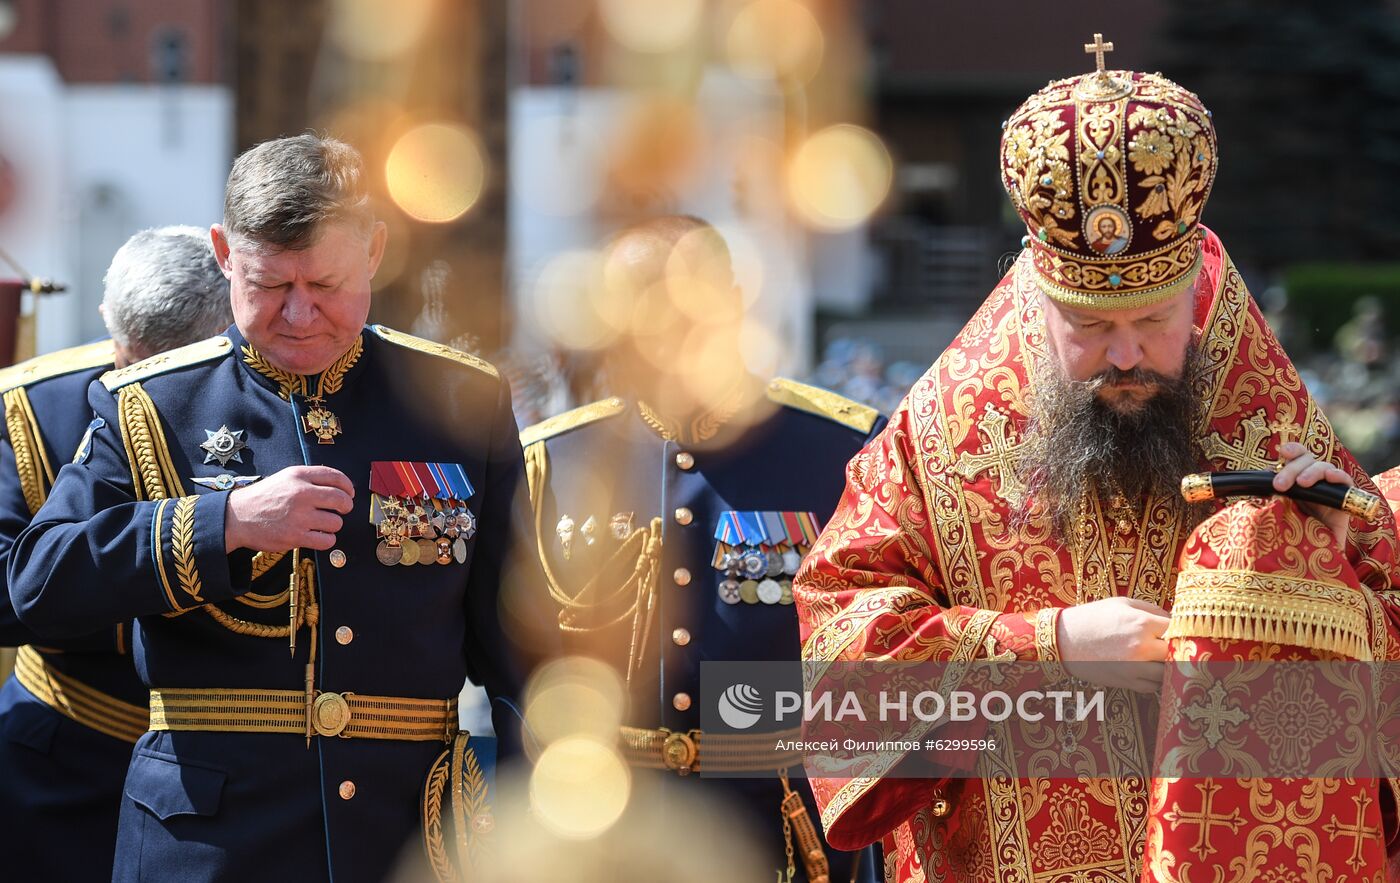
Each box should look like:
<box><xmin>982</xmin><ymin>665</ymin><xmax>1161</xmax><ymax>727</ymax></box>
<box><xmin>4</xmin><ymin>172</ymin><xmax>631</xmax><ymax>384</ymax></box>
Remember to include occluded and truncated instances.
<box><xmin>5</xmin><ymin>3</ymin><xmax>1400</xmax><ymax>876</ymax></box>
<box><xmin>1</xmin><ymin>0</ymin><xmax>1399</xmax><ymax>473</ymax></box>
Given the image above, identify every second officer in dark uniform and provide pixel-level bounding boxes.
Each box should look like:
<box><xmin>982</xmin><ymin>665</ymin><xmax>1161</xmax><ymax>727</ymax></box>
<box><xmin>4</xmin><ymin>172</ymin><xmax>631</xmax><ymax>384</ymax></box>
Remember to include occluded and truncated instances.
<box><xmin>9</xmin><ymin>135</ymin><xmax>528</xmax><ymax>882</ymax></box>
<box><xmin>0</xmin><ymin>225</ymin><xmax>232</xmax><ymax>881</ymax></box>
<box><xmin>521</xmin><ymin>216</ymin><xmax>883</xmax><ymax>882</ymax></box>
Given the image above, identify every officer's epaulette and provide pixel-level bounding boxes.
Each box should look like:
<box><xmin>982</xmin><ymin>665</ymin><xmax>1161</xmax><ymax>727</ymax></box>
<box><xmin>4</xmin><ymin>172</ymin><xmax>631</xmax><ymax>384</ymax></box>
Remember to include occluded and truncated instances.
<box><xmin>100</xmin><ymin>335</ymin><xmax>233</xmax><ymax>391</ymax></box>
<box><xmin>520</xmin><ymin>397</ymin><xmax>627</xmax><ymax>448</ymax></box>
<box><xmin>766</xmin><ymin>378</ymin><xmax>879</xmax><ymax>434</ymax></box>
<box><xmin>0</xmin><ymin>339</ymin><xmax>115</xmax><ymax>393</ymax></box>
<box><xmin>369</xmin><ymin>325</ymin><xmax>498</xmax><ymax>380</ymax></box>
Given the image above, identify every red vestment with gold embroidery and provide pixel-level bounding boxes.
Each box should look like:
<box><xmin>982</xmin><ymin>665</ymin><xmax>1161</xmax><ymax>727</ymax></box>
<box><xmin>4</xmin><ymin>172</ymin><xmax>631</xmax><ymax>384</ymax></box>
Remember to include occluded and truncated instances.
<box><xmin>795</xmin><ymin>229</ymin><xmax>1400</xmax><ymax>882</ymax></box>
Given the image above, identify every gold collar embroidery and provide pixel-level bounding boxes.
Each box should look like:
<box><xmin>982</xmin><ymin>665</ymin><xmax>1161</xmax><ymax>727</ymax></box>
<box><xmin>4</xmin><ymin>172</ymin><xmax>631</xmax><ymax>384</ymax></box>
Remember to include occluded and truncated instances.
<box><xmin>241</xmin><ymin>336</ymin><xmax>364</xmax><ymax>401</ymax></box>
<box><xmin>637</xmin><ymin>385</ymin><xmax>748</xmax><ymax>445</ymax></box>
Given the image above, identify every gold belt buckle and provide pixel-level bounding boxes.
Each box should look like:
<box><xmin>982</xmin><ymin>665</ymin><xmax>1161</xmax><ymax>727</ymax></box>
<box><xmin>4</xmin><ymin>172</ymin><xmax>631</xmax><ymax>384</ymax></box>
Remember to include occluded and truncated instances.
<box><xmin>660</xmin><ymin>728</ymin><xmax>699</xmax><ymax>776</ymax></box>
<box><xmin>312</xmin><ymin>691</ymin><xmax>353</xmax><ymax>738</ymax></box>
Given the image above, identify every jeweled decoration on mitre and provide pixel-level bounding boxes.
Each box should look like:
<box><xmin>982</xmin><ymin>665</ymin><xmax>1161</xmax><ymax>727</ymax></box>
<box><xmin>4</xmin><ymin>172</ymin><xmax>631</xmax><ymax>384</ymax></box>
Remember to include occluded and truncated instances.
<box><xmin>1000</xmin><ymin>34</ymin><xmax>1219</xmax><ymax>309</ymax></box>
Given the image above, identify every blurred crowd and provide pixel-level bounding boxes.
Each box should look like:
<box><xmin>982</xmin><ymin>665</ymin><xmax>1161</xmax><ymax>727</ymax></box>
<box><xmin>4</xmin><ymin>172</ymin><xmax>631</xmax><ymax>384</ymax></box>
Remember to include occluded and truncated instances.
<box><xmin>1283</xmin><ymin>295</ymin><xmax>1400</xmax><ymax>475</ymax></box>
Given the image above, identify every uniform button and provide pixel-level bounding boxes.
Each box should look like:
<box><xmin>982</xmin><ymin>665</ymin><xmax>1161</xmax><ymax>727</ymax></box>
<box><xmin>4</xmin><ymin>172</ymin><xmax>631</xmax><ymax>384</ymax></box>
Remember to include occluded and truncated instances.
<box><xmin>674</xmin><ymin>507</ymin><xmax>693</xmax><ymax>526</ymax></box>
<box><xmin>328</xmin><ymin>549</ymin><xmax>347</xmax><ymax>568</ymax></box>
<box><xmin>339</xmin><ymin>780</ymin><xmax>356</xmax><ymax>800</ymax></box>
<box><xmin>675</xmin><ymin>452</ymin><xmax>695</xmax><ymax>470</ymax></box>
<box><xmin>673</xmin><ymin>567</ymin><xmax>692</xmax><ymax>586</ymax></box>
<box><xmin>335</xmin><ymin>626</ymin><xmax>354</xmax><ymax>645</ymax></box>
<box><xmin>672</xmin><ymin>692</ymin><xmax>692</xmax><ymax>711</ymax></box>
<box><xmin>672</xmin><ymin>628</ymin><xmax>691</xmax><ymax>646</ymax></box>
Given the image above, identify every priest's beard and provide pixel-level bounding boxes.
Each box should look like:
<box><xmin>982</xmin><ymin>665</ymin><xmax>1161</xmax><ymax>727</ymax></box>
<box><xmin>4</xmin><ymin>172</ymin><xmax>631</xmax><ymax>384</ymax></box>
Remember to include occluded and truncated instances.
<box><xmin>1016</xmin><ymin>345</ymin><xmax>1206</xmax><ymax>541</ymax></box>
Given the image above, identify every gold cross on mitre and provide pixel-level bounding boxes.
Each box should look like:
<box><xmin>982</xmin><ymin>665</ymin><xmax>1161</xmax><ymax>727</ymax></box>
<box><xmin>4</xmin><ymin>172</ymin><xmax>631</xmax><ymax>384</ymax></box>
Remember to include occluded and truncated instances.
<box><xmin>1084</xmin><ymin>33</ymin><xmax>1114</xmax><ymax>77</ymax></box>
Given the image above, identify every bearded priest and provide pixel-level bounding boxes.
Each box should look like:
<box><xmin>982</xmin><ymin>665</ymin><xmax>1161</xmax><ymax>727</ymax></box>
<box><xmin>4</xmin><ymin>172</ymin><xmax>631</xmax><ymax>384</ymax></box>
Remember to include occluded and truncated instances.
<box><xmin>794</xmin><ymin>36</ymin><xmax>1400</xmax><ymax>882</ymax></box>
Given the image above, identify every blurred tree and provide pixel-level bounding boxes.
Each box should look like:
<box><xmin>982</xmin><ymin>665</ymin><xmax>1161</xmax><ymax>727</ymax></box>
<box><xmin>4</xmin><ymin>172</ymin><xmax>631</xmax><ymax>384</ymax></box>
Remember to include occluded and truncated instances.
<box><xmin>1155</xmin><ymin>0</ymin><xmax>1400</xmax><ymax>269</ymax></box>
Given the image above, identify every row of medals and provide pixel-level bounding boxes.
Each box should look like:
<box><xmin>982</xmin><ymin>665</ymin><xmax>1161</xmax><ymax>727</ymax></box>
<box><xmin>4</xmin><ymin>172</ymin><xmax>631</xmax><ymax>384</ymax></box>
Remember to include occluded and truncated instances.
<box><xmin>375</xmin><ymin>498</ymin><xmax>477</xmax><ymax>566</ymax></box>
<box><xmin>716</xmin><ymin>544</ymin><xmax>804</xmax><ymax>606</ymax></box>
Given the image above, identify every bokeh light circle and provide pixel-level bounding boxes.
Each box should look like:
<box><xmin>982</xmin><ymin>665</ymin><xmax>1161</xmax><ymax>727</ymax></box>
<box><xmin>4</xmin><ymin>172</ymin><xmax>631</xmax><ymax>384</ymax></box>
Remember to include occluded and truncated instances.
<box><xmin>598</xmin><ymin>0</ymin><xmax>704</xmax><ymax>53</ymax></box>
<box><xmin>529</xmin><ymin>736</ymin><xmax>631</xmax><ymax>839</ymax></box>
<box><xmin>385</xmin><ymin>123</ymin><xmax>486</xmax><ymax>223</ymax></box>
<box><xmin>787</xmin><ymin>124</ymin><xmax>893</xmax><ymax>229</ymax></box>
<box><xmin>724</xmin><ymin>0</ymin><xmax>825</xmax><ymax>87</ymax></box>
<box><xmin>328</xmin><ymin>0</ymin><xmax>434</xmax><ymax>61</ymax></box>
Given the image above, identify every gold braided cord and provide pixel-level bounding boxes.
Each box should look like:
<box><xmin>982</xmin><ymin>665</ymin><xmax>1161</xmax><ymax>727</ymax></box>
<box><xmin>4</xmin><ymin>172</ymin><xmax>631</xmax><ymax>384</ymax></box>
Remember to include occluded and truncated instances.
<box><xmin>525</xmin><ymin>440</ymin><xmax>663</xmax><ymax>683</ymax></box>
<box><xmin>172</xmin><ymin>496</ymin><xmax>204</xmax><ymax>604</ymax></box>
<box><xmin>239</xmin><ymin>551</ymin><xmax>291</xmax><ymax>608</ymax></box>
<box><xmin>422</xmin><ymin>748</ymin><xmax>455</xmax><ymax>883</ymax></box>
<box><xmin>4</xmin><ymin>387</ymin><xmax>47</xmax><ymax>515</ymax></box>
<box><xmin>132</xmin><ymin>384</ymin><xmax>184</xmax><ymax>497</ymax></box>
<box><xmin>14</xmin><ymin>645</ymin><xmax>148</xmax><ymax>743</ymax></box>
<box><xmin>115</xmin><ymin>387</ymin><xmax>150</xmax><ymax>501</ymax></box>
<box><xmin>250</xmin><ymin>550</ymin><xmax>286</xmax><ymax>580</ymax></box>
<box><xmin>20</xmin><ymin>391</ymin><xmax>56</xmax><ymax>488</ymax></box>
<box><xmin>315</xmin><ymin>336</ymin><xmax>362</xmax><ymax>397</ymax></box>
<box><xmin>115</xmin><ymin>383</ymin><xmax>185</xmax><ymax>501</ymax></box>
<box><xmin>202</xmin><ymin>556</ymin><xmax>317</xmax><ymax>640</ymax></box>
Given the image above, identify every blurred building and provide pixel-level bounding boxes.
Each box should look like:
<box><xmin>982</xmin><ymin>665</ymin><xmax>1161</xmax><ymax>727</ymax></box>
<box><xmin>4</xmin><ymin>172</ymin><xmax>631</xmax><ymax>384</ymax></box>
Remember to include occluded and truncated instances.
<box><xmin>0</xmin><ymin>0</ymin><xmax>232</xmax><ymax>354</ymax></box>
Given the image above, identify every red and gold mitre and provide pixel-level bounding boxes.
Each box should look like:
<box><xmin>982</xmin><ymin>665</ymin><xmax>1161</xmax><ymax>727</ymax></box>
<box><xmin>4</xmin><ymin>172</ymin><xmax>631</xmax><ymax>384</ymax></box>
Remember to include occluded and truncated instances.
<box><xmin>1000</xmin><ymin>40</ymin><xmax>1218</xmax><ymax>310</ymax></box>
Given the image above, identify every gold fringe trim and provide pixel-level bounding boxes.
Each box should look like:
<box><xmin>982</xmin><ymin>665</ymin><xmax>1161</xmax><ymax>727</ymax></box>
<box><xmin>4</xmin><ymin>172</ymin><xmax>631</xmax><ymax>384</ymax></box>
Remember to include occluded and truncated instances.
<box><xmin>3</xmin><ymin>386</ymin><xmax>53</xmax><ymax>515</ymax></box>
<box><xmin>1167</xmin><ymin>570</ymin><xmax>1373</xmax><ymax>661</ymax></box>
<box><xmin>14</xmin><ymin>645</ymin><xmax>147</xmax><ymax>743</ymax></box>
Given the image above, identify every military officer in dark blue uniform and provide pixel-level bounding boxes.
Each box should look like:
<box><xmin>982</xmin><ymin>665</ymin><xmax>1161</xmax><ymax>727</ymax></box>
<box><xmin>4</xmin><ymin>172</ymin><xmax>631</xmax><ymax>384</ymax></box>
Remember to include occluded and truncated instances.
<box><xmin>0</xmin><ymin>225</ymin><xmax>233</xmax><ymax>881</ymax></box>
<box><xmin>521</xmin><ymin>216</ymin><xmax>884</xmax><ymax>882</ymax></box>
<box><xmin>9</xmin><ymin>135</ymin><xmax>527</xmax><ymax>882</ymax></box>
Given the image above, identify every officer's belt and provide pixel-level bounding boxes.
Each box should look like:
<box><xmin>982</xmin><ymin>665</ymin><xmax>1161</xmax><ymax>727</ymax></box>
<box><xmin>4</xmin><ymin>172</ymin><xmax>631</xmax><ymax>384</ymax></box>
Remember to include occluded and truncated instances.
<box><xmin>14</xmin><ymin>645</ymin><xmax>149</xmax><ymax>744</ymax></box>
<box><xmin>619</xmin><ymin>725</ymin><xmax>804</xmax><ymax>774</ymax></box>
<box><xmin>149</xmin><ymin>687</ymin><xmax>458</xmax><ymax>742</ymax></box>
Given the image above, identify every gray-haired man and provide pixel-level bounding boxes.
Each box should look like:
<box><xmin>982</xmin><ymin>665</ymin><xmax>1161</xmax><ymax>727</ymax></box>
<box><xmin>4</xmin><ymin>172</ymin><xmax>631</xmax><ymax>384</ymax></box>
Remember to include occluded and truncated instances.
<box><xmin>0</xmin><ymin>225</ymin><xmax>231</xmax><ymax>880</ymax></box>
<box><xmin>9</xmin><ymin>134</ymin><xmax>530</xmax><ymax>882</ymax></box>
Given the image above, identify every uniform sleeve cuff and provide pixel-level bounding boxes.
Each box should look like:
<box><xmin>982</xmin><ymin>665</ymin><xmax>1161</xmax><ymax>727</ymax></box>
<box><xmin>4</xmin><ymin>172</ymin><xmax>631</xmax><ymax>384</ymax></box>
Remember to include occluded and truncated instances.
<box><xmin>152</xmin><ymin>492</ymin><xmax>238</xmax><ymax>613</ymax></box>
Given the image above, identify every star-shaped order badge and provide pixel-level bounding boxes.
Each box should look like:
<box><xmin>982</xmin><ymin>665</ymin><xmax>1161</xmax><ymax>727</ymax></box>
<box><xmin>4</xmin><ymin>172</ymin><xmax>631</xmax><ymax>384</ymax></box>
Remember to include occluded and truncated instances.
<box><xmin>200</xmin><ymin>425</ymin><xmax>248</xmax><ymax>467</ymax></box>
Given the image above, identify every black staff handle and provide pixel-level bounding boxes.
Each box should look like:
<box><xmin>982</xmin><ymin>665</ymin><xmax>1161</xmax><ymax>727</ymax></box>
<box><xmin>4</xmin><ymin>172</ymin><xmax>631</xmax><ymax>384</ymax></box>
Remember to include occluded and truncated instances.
<box><xmin>1180</xmin><ymin>470</ymin><xmax>1383</xmax><ymax>523</ymax></box>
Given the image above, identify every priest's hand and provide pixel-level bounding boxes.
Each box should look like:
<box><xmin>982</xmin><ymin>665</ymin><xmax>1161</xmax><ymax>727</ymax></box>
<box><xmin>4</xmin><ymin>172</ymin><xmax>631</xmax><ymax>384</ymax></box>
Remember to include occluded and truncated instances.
<box><xmin>1056</xmin><ymin>597</ymin><xmax>1169</xmax><ymax>693</ymax></box>
<box><xmin>224</xmin><ymin>465</ymin><xmax>355</xmax><ymax>553</ymax></box>
<box><xmin>1273</xmin><ymin>441</ymin><xmax>1351</xmax><ymax>548</ymax></box>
